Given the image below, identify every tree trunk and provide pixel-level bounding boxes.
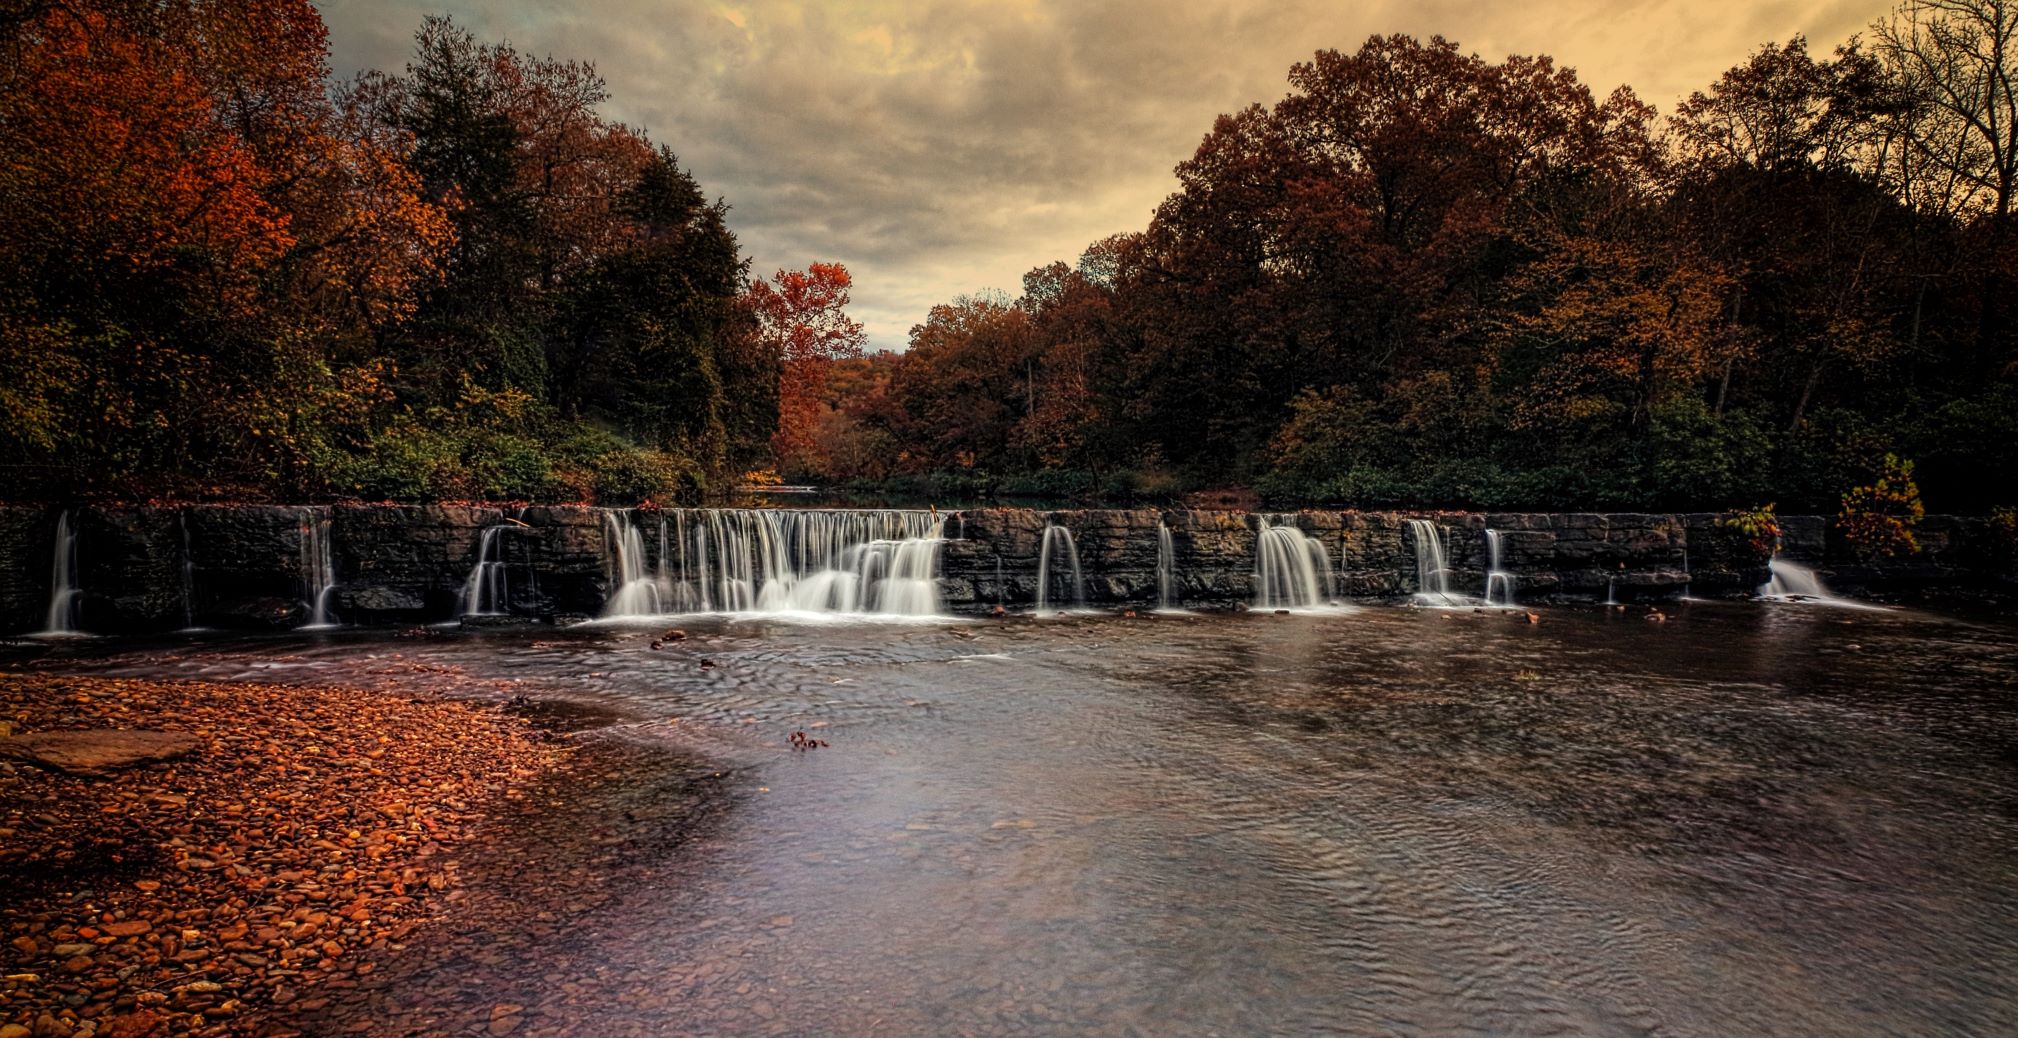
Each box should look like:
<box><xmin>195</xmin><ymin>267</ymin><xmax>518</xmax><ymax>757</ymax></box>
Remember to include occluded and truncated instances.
<box><xmin>1790</xmin><ymin>361</ymin><xmax>1824</xmax><ymax>432</ymax></box>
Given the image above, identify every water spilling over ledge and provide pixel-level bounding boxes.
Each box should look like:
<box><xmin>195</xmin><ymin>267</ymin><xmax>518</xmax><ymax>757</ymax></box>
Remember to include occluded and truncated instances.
<box><xmin>1035</xmin><ymin>523</ymin><xmax>1084</xmax><ymax>612</ymax></box>
<box><xmin>1483</xmin><ymin>528</ymin><xmax>1515</xmax><ymax>606</ymax></box>
<box><xmin>602</xmin><ymin>508</ymin><xmax>945</xmax><ymax>619</ymax></box>
<box><xmin>299</xmin><ymin>509</ymin><xmax>338</xmax><ymax>628</ymax></box>
<box><xmin>1405</xmin><ymin>518</ymin><xmax>1473</xmax><ymax>607</ymax></box>
<box><xmin>36</xmin><ymin>509</ymin><xmax>79</xmax><ymax>636</ymax></box>
<box><xmin>0</xmin><ymin>504</ymin><xmax>2004</xmax><ymax>633</ymax></box>
<box><xmin>1758</xmin><ymin>556</ymin><xmax>1884</xmax><ymax>608</ymax></box>
<box><xmin>1253</xmin><ymin>515</ymin><xmax>1336</xmax><ymax>609</ymax></box>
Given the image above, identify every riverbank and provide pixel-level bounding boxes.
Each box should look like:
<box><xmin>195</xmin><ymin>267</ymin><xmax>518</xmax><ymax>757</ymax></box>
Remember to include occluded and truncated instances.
<box><xmin>0</xmin><ymin>673</ymin><xmax>573</xmax><ymax>1037</ymax></box>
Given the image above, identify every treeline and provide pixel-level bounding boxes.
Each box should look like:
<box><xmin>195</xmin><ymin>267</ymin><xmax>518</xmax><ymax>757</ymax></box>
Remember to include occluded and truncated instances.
<box><xmin>800</xmin><ymin>8</ymin><xmax>2018</xmax><ymax>513</ymax></box>
<box><xmin>0</xmin><ymin>2</ymin><xmax>859</xmax><ymax>503</ymax></box>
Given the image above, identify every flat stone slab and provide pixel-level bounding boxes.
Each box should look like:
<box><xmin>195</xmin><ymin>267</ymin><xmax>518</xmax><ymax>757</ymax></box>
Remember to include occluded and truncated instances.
<box><xmin>0</xmin><ymin>729</ymin><xmax>201</xmax><ymax>776</ymax></box>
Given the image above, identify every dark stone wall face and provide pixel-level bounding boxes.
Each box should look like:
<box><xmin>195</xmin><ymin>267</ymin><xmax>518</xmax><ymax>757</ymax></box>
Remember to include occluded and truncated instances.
<box><xmin>0</xmin><ymin>504</ymin><xmax>2005</xmax><ymax>633</ymax></box>
<box><xmin>0</xmin><ymin>505</ymin><xmax>53</xmax><ymax>633</ymax></box>
<box><xmin>185</xmin><ymin>505</ymin><xmax>318</xmax><ymax>628</ymax></box>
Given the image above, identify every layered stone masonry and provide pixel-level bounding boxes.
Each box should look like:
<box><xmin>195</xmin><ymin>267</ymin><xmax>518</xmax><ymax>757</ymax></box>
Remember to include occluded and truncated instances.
<box><xmin>0</xmin><ymin>504</ymin><xmax>2005</xmax><ymax>632</ymax></box>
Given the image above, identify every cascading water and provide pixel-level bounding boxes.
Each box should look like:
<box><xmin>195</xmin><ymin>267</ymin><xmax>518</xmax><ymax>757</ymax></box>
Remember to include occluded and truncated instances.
<box><xmin>1758</xmin><ymin>557</ymin><xmax>1871</xmax><ymax>607</ymax></box>
<box><xmin>300</xmin><ymin>510</ymin><xmax>337</xmax><ymax>627</ymax></box>
<box><xmin>40</xmin><ymin>510</ymin><xmax>80</xmax><ymax>635</ymax></box>
<box><xmin>604</xmin><ymin>509</ymin><xmax>945</xmax><ymax>618</ymax></box>
<box><xmin>1254</xmin><ymin>516</ymin><xmax>1334</xmax><ymax>609</ymax></box>
<box><xmin>458</xmin><ymin>525</ymin><xmax>514</xmax><ymax>617</ymax></box>
<box><xmin>1406</xmin><ymin>519</ymin><xmax>1465</xmax><ymax>606</ymax></box>
<box><xmin>1036</xmin><ymin>524</ymin><xmax>1084</xmax><ymax>612</ymax></box>
<box><xmin>604</xmin><ymin>511</ymin><xmax>663</xmax><ymax>616</ymax></box>
<box><xmin>1156</xmin><ymin>520</ymin><xmax>1177</xmax><ymax>610</ymax></box>
<box><xmin>1483</xmin><ymin>529</ymin><xmax>1515</xmax><ymax>607</ymax></box>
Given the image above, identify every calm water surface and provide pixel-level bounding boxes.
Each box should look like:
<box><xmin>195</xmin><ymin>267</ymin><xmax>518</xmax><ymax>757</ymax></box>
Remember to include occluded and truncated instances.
<box><xmin>17</xmin><ymin>601</ymin><xmax>2018</xmax><ymax>1036</ymax></box>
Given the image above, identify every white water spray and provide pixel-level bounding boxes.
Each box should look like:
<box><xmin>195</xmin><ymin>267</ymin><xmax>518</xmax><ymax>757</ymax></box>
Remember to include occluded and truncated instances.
<box><xmin>604</xmin><ymin>509</ymin><xmax>945</xmax><ymax>618</ymax></box>
<box><xmin>1483</xmin><ymin>529</ymin><xmax>1515</xmax><ymax>607</ymax></box>
<box><xmin>300</xmin><ymin>510</ymin><xmax>337</xmax><ymax>627</ymax></box>
<box><xmin>1254</xmin><ymin>516</ymin><xmax>1334</xmax><ymax>609</ymax></box>
<box><xmin>1406</xmin><ymin>519</ymin><xmax>1466</xmax><ymax>606</ymax></box>
<box><xmin>40</xmin><ymin>510</ymin><xmax>80</xmax><ymax>635</ymax></box>
<box><xmin>1156</xmin><ymin>520</ymin><xmax>1177</xmax><ymax>610</ymax></box>
<box><xmin>1037</xmin><ymin>524</ymin><xmax>1084</xmax><ymax>612</ymax></box>
<box><xmin>458</xmin><ymin>525</ymin><xmax>515</xmax><ymax>617</ymax></box>
<box><xmin>1758</xmin><ymin>557</ymin><xmax>1873</xmax><ymax>608</ymax></box>
<box><xmin>604</xmin><ymin>511</ymin><xmax>664</xmax><ymax>616</ymax></box>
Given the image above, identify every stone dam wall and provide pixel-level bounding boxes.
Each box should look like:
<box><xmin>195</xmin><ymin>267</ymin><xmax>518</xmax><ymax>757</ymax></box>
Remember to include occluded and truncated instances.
<box><xmin>0</xmin><ymin>504</ymin><xmax>2006</xmax><ymax>633</ymax></box>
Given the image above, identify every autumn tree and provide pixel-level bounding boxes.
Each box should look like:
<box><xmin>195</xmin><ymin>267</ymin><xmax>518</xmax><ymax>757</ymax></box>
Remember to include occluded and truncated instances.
<box><xmin>0</xmin><ymin>5</ymin><xmax>782</xmax><ymax>502</ymax></box>
<box><xmin>873</xmin><ymin>293</ymin><xmax>1043</xmax><ymax>473</ymax></box>
<box><xmin>1104</xmin><ymin>35</ymin><xmax>1660</xmax><ymax>481</ymax></box>
<box><xmin>0</xmin><ymin>0</ymin><xmax>440</xmax><ymax>493</ymax></box>
<box><xmin>743</xmin><ymin>262</ymin><xmax>867</xmax><ymax>472</ymax></box>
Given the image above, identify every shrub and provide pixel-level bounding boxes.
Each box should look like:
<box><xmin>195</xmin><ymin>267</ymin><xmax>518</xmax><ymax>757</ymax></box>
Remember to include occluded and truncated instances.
<box><xmin>1837</xmin><ymin>453</ymin><xmax>1923</xmax><ymax>559</ymax></box>
<box><xmin>1645</xmin><ymin>399</ymin><xmax>1770</xmax><ymax>508</ymax></box>
<box><xmin>1717</xmin><ymin>503</ymin><xmax>1781</xmax><ymax>556</ymax></box>
<box><xmin>554</xmin><ymin>426</ymin><xmax>702</xmax><ymax>505</ymax></box>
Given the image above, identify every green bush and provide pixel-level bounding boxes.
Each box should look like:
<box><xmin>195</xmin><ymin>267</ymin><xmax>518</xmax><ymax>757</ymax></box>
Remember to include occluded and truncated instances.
<box><xmin>554</xmin><ymin>426</ymin><xmax>703</xmax><ymax>505</ymax></box>
<box><xmin>1643</xmin><ymin>399</ymin><xmax>1770</xmax><ymax>508</ymax></box>
<box><xmin>321</xmin><ymin>381</ymin><xmax>706</xmax><ymax>504</ymax></box>
<box><xmin>998</xmin><ymin>469</ymin><xmax>1095</xmax><ymax>499</ymax></box>
<box><xmin>329</xmin><ymin>421</ymin><xmax>457</xmax><ymax>500</ymax></box>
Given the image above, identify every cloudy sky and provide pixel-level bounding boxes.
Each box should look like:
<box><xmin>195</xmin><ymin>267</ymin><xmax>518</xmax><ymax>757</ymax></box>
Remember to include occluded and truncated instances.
<box><xmin>319</xmin><ymin>0</ymin><xmax>1891</xmax><ymax>351</ymax></box>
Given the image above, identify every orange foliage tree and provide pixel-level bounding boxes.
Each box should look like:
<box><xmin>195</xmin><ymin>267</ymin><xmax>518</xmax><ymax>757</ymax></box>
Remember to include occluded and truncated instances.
<box><xmin>0</xmin><ymin>0</ymin><xmax>452</xmax><ymax>492</ymax></box>
<box><xmin>743</xmin><ymin>262</ymin><xmax>866</xmax><ymax>471</ymax></box>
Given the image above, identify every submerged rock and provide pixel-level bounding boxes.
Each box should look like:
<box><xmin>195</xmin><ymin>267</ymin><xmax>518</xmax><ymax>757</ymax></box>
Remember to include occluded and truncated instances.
<box><xmin>0</xmin><ymin>729</ymin><xmax>201</xmax><ymax>776</ymax></box>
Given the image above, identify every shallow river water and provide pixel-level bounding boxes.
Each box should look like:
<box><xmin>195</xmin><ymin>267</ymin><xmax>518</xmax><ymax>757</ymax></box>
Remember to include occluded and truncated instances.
<box><xmin>18</xmin><ymin>600</ymin><xmax>2018</xmax><ymax>1036</ymax></box>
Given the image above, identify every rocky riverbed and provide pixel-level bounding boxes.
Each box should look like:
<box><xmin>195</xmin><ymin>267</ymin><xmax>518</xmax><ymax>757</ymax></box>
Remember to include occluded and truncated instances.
<box><xmin>0</xmin><ymin>673</ymin><xmax>573</xmax><ymax>1037</ymax></box>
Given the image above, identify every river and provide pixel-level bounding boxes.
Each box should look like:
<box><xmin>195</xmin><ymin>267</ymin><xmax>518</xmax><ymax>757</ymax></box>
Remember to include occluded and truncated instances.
<box><xmin>14</xmin><ymin>600</ymin><xmax>2017</xmax><ymax>1036</ymax></box>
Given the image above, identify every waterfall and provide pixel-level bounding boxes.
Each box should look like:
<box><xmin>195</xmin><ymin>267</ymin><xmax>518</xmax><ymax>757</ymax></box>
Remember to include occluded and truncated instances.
<box><xmin>300</xmin><ymin>510</ymin><xmax>337</xmax><ymax>627</ymax></box>
<box><xmin>1758</xmin><ymin>557</ymin><xmax>1872</xmax><ymax>607</ymax></box>
<box><xmin>177</xmin><ymin>510</ymin><xmax>195</xmax><ymax>629</ymax></box>
<box><xmin>40</xmin><ymin>510</ymin><xmax>80</xmax><ymax>635</ymax></box>
<box><xmin>690</xmin><ymin>511</ymin><xmax>712</xmax><ymax>612</ymax></box>
<box><xmin>1483</xmin><ymin>529</ymin><xmax>1515</xmax><ymax>607</ymax></box>
<box><xmin>1760</xmin><ymin>558</ymin><xmax>1831</xmax><ymax>598</ymax></box>
<box><xmin>1254</xmin><ymin>516</ymin><xmax>1334</xmax><ymax>609</ymax></box>
<box><xmin>1406</xmin><ymin>519</ymin><xmax>1464</xmax><ymax>606</ymax></box>
<box><xmin>1605</xmin><ymin>577</ymin><xmax>1618</xmax><ymax>606</ymax></box>
<box><xmin>874</xmin><ymin>531</ymin><xmax>945</xmax><ymax>615</ymax></box>
<box><xmin>603</xmin><ymin>509</ymin><xmax>945</xmax><ymax>618</ymax></box>
<box><xmin>458</xmin><ymin>525</ymin><xmax>514</xmax><ymax>617</ymax></box>
<box><xmin>1156</xmin><ymin>520</ymin><xmax>1177</xmax><ymax>610</ymax></box>
<box><xmin>1036</xmin><ymin>524</ymin><xmax>1084</xmax><ymax>612</ymax></box>
<box><xmin>603</xmin><ymin>511</ymin><xmax>663</xmax><ymax>616</ymax></box>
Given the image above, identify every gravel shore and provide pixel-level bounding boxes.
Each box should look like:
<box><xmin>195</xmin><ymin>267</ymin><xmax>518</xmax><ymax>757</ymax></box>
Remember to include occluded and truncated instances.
<box><xmin>0</xmin><ymin>673</ymin><xmax>572</xmax><ymax>1037</ymax></box>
